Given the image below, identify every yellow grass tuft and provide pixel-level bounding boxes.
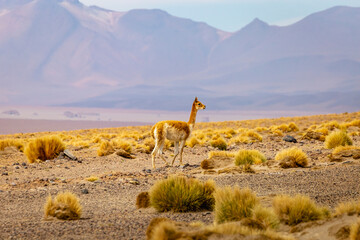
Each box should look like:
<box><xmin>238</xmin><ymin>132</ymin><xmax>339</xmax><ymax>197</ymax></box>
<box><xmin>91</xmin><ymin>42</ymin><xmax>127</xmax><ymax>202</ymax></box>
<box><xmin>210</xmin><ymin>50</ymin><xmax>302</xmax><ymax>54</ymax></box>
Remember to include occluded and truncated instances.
<box><xmin>24</xmin><ymin>135</ymin><xmax>65</xmax><ymax>163</ymax></box>
<box><xmin>44</xmin><ymin>192</ymin><xmax>82</xmax><ymax>220</ymax></box>
<box><xmin>97</xmin><ymin>140</ymin><xmax>115</xmax><ymax>156</ymax></box>
<box><xmin>0</xmin><ymin>139</ymin><xmax>24</xmax><ymax>152</ymax></box>
<box><xmin>149</xmin><ymin>176</ymin><xmax>215</xmax><ymax>212</ymax></box>
<box><xmin>325</xmin><ymin>131</ymin><xmax>353</xmax><ymax>149</ymax></box>
<box><xmin>186</xmin><ymin>136</ymin><xmax>200</xmax><ymax>148</ymax></box>
<box><xmin>332</xmin><ymin>145</ymin><xmax>360</xmax><ymax>155</ymax></box>
<box><xmin>252</xmin><ymin>205</ymin><xmax>280</xmax><ymax>230</ymax></box>
<box><xmin>210</xmin><ymin>137</ymin><xmax>227</xmax><ymax>150</ymax></box>
<box><xmin>334</xmin><ymin>200</ymin><xmax>360</xmax><ymax>216</ymax></box>
<box><xmin>272</xmin><ymin>194</ymin><xmax>330</xmax><ymax>225</ymax></box>
<box><xmin>275</xmin><ymin>147</ymin><xmax>309</xmax><ymax>168</ymax></box>
<box><xmin>214</xmin><ymin>186</ymin><xmax>259</xmax><ymax>224</ymax></box>
<box><xmin>350</xmin><ymin>218</ymin><xmax>360</xmax><ymax>240</ymax></box>
<box><xmin>234</xmin><ymin>149</ymin><xmax>267</xmax><ymax>166</ymax></box>
<box><xmin>208</xmin><ymin>151</ymin><xmax>235</xmax><ymax>159</ymax></box>
<box><xmin>85</xmin><ymin>176</ymin><xmax>99</xmax><ymax>182</ymax></box>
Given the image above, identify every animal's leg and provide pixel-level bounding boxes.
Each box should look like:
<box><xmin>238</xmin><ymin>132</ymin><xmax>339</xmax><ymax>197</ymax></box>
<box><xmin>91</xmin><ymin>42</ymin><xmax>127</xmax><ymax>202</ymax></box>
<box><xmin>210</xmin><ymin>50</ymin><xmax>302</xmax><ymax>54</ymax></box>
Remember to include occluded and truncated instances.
<box><xmin>179</xmin><ymin>140</ymin><xmax>186</xmax><ymax>166</ymax></box>
<box><xmin>151</xmin><ymin>140</ymin><xmax>160</xmax><ymax>169</ymax></box>
<box><xmin>171</xmin><ymin>141</ymin><xmax>179</xmax><ymax>166</ymax></box>
<box><xmin>158</xmin><ymin>141</ymin><xmax>168</xmax><ymax>165</ymax></box>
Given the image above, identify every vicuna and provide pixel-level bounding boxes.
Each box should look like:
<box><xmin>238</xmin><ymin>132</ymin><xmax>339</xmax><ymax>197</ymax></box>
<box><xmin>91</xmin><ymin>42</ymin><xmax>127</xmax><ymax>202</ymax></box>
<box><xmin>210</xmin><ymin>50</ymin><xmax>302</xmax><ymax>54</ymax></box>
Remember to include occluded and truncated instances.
<box><xmin>151</xmin><ymin>97</ymin><xmax>206</xmax><ymax>168</ymax></box>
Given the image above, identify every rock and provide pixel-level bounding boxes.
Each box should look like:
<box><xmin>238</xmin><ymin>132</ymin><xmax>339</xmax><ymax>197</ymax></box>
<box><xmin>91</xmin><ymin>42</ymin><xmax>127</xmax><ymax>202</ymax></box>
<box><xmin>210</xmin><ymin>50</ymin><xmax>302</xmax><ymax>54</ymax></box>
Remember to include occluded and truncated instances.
<box><xmin>116</xmin><ymin>150</ymin><xmax>135</xmax><ymax>159</ymax></box>
<box><xmin>81</xmin><ymin>188</ymin><xmax>89</xmax><ymax>194</ymax></box>
<box><xmin>180</xmin><ymin>163</ymin><xmax>190</xmax><ymax>169</ymax></box>
<box><xmin>21</xmin><ymin>162</ymin><xmax>27</xmax><ymax>166</ymax></box>
<box><xmin>15</xmin><ymin>166</ymin><xmax>20</xmax><ymax>169</ymax></box>
<box><xmin>64</xmin><ymin>149</ymin><xmax>77</xmax><ymax>160</ymax></box>
<box><xmin>129</xmin><ymin>179</ymin><xmax>140</xmax><ymax>185</ymax></box>
<box><xmin>283</xmin><ymin>135</ymin><xmax>297</xmax><ymax>143</ymax></box>
<box><xmin>2</xmin><ymin>172</ymin><xmax>8</xmax><ymax>176</ymax></box>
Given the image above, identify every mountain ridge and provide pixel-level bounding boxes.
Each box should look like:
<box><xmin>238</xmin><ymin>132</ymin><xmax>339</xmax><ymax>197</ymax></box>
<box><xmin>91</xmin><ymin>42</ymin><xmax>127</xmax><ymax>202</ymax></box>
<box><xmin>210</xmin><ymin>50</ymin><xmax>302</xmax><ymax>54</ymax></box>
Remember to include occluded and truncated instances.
<box><xmin>0</xmin><ymin>0</ymin><xmax>359</xmax><ymax>112</ymax></box>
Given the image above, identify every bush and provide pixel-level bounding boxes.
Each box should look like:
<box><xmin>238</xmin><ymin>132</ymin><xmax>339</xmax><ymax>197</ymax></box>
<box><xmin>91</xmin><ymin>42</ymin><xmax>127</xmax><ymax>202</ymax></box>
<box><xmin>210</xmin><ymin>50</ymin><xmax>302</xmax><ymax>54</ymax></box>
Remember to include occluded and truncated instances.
<box><xmin>136</xmin><ymin>192</ymin><xmax>150</xmax><ymax>209</ymax></box>
<box><xmin>334</xmin><ymin>200</ymin><xmax>360</xmax><ymax>216</ymax></box>
<box><xmin>234</xmin><ymin>149</ymin><xmax>267</xmax><ymax>166</ymax></box>
<box><xmin>272</xmin><ymin>194</ymin><xmax>329</xmax><ymax>225</ymax></box>
<box><xmin>186</xmin><ymin>136</ymin><xmax>200</xmax><ymax>148</ymax></box>
<box><xmin>97</xmin><ymin>140</ymin><xmax>115</xmax><ymax>156</ymax></box>
<box><xmin>210</xmin><ymin>137</ymin><xmax>227</xmax><ymax>150</ymax></box>
<box><xmin>24</xmin><ymin>135</ymin><xmax>65</xmax><ymax>163</ymax></box>
<box><xmin>214</xmin><ymin>186</ymin><xmax>258</xmax><ymax>224</ymax></box>
<box><xmin>350</xmin><ymin>218</ymin><xmax>360</xmax><ymax>240</ymax></box>
<box><xmin>252</xmin><ymin>205</ymin><xmax>280</xmax><ymax>230</ymax></box>
<box><xmin>325</xmin><ymin>131</ymin><xmax>353</xmax><ymax>149</ymax></box>
<box><xmin>149</xmin><ymin>176</ymin><xmax>215</xmax><ymax>212</ymax></box>
<box><xmin>275</xmin><ymin>147</ymin><xmax>308</xmax><ymax>168</ymax></box>
<box><xmin>44</xmin><ymin>192</ymin><xmax>82</xmax><ymax>220</ymax></box>
<box><xmin>0</xmin><ymin>139</ymin><xmax>24</xmax><ymax>152</ymax></box>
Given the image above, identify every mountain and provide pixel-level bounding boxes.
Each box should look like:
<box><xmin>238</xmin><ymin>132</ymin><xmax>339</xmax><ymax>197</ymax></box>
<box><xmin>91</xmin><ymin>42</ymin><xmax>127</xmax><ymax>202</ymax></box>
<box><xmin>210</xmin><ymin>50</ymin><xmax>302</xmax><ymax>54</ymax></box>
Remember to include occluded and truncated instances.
<box><xmin>0</xmin><ymin>1</ymin><xmax>359</xmax><ymax>112</ymax></box>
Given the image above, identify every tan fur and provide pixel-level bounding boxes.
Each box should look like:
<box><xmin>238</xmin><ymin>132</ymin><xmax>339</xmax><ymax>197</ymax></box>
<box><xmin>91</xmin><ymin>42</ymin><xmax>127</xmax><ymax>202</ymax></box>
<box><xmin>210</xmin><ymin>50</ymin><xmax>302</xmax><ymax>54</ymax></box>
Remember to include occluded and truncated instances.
<box><xmin>151</xmin><ymin>97</ymin><xmax>206</xmax><ymax>168</ymax></box>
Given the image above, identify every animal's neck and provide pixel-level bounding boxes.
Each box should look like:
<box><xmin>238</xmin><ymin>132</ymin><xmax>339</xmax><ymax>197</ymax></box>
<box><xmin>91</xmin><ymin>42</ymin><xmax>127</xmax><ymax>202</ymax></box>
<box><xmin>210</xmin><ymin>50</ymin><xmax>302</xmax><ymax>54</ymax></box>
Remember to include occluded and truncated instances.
<box><xmin>188</xmin><ymin>104</ymin><xmax>198</xmax><ymax>129</ymax></box>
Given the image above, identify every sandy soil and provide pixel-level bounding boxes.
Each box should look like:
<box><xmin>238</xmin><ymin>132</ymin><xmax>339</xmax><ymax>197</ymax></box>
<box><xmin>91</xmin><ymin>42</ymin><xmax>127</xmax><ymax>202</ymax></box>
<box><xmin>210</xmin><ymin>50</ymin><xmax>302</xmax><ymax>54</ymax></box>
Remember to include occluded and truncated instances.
<box><xmin>1</xmin><ymin>119</ymin><xmax>360</xmax><ymax>239</ymax></box>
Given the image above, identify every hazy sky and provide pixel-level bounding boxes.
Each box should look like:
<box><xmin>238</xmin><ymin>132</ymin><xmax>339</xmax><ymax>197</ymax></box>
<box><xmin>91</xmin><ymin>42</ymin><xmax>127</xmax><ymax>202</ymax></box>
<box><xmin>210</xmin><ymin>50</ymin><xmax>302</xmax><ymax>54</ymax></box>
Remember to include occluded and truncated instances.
<box><xmin>79</xmin><ymin>0</ymin><xmax>360</xmax><ymax>32</ymax></box>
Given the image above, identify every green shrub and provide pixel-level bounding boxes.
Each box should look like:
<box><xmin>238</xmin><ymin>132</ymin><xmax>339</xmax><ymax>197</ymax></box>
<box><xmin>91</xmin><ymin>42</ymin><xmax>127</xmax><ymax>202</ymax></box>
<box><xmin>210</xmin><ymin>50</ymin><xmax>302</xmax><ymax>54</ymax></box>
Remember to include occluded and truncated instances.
<box><xmin>149</xmin><ymin>176</ymin><xmax>215</xmax><ymax>212</ymax></box>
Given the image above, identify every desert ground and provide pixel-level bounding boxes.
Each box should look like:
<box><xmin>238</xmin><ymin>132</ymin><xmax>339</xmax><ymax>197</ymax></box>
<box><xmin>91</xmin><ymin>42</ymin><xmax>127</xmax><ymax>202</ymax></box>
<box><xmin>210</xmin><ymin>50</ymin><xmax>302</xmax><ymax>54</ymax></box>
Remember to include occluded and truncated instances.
<box><xmin>1</xmin><ymin>111</ymin><xmax>360</xmax><ymax>239</ymax></box>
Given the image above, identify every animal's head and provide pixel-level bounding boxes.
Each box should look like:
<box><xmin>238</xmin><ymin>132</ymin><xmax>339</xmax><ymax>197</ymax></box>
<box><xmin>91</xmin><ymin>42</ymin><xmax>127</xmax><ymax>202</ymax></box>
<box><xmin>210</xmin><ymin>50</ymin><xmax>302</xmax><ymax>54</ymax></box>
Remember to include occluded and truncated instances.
<box><xmin>194</xmin><ymin>97</ymin><xmax>206</xmax><ymax>110</ymax></box>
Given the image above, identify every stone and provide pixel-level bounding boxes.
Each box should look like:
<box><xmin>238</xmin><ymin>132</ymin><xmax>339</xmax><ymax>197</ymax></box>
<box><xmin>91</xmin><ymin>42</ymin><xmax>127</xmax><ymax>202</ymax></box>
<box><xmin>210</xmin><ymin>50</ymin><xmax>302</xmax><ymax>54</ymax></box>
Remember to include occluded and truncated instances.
<box><xmin>283</xmin><ymin>135</ymin><xmax>297</xmax><ymax>143</ymax></box>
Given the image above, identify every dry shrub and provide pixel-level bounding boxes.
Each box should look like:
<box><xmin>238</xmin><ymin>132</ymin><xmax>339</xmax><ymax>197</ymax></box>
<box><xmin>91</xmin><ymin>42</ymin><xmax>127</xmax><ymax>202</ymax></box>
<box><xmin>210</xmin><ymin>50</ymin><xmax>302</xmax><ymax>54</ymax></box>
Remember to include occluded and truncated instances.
<box><xmin>97</xmin><ymin>140</ymin><xmax>115</xmax><ymax>156</ymax></box>
<box><xmin>146</xmin><ymin>218</ymin><xmax>171</xmax><ymax>240</ymax></box>
<box><xmin>143</xmin><ymin>137</ymin><xmax>155</xmax><ymax>152</ymax></box>
<box><xmin>272</xmin><ymin>194</ymin><xmax>330</xmax><ymax>225</ymax></box>
<box><xmin>210</xmin><ymin>137</ymin><xmax>227</xmax><ymax>150</ymax></box>
<box><xmin>234</xmin><ymin>149</ymin><xmax>266</xmax><ymax>166</ymax></box>
<box><xmin>148</xmin><ymin>219</ymin><xmax>292</xmax><ymax>240</ymax></box>
<box><xmin>350</xmin><ymin>218</ymin><xmax>360</xmax><ymax>240</ymax></box>
<box><xmin>228</xmin><ymin>130</ymin><xmax>263</xmax><ymax>144</ymax></box>
<box><xmin>85</xmin><ymin>176</ymin><xmax>99</xmax><ymax>182</ymax></box>
<box><xmin>112</xmin><ymin>139</ymin><xmax>132</xmax><ymax>153</ymax></box>
<box><xmin>136</xmin><ymin>192</ymin><xmax>150</xmax><ymax>209</ymax></box>
<box><xmin>208</xmin><ymin>151</ymin><xmax>235</xmax><ymax>159</ymax></box>
<box><xmin>323</xmin><ymin>120</ymin><xmax>340</xmax><ymax>130</ymax></box>
<box><xmin>325</xmin><ymin>131</ymin><xmax>353</xmax><ymax>149</ymax></box>
<box><xmin>331</xmin><ymin>146</ymin><xmax>360</xmax><ymax>161</ymax></box>
<box><xmin>271</xmin><ymin>123</ymin><xmax>299</xmax><ymax>133</ymax></box>
<box><xmin>24</xmin><ymin>135</ymin><xmax>65</xmax><ymax>163</ymax></box>
<box><xmin>149</xmin><ymin>176</ymin><xmax>215</xmax><ymax>212</ymax></box>
<box><xmin>302</xmin><ymin>130</ymin><xmax>326</xmax><ymax>141</ymax></box>
<box><xmin>186</xmin><ymin>136</ymin><xmax>200</xmax><ymax>148</ymax></box>
<box><xmin>252</xmin><ymin>205</ymin><xmax>280</xmax><ymax>230</ymax></box>
<box><xmin>0</xmin><ymin>139</ymin><xmax>24</xmax><ymax>152</ymax></box>
<box><xmin>288</xmin><ymin>122</ymin><xmax>299</xmax><ymax>132</ymax></box>
<box><xmin>214</xmin><ymin>186</ymin><xmax>258</xmax><ymax>224</ymax></box>
<box><xmin>275</xmin><ymin>147</ymin><xmax>308</xmax><ymax>168</ymax></box>
<box><xmin>44</xmin><ymin>192</ymin><xmax>82</xmax><ymax>220</ymax></box>
<box><xmin>334</xmin><ymin>200</ymin><xmax>360</xmax><ymax>216</ymax></box>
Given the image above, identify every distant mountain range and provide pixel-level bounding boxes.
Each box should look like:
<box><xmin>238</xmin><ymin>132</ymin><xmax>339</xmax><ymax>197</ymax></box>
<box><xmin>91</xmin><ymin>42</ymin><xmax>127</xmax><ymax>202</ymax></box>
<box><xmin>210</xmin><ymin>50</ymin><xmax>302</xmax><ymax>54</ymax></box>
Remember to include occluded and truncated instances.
<box><xmin>1</xmin><ymin>0</ymin><xmax>359</xmax><ymax>112</ymax></box>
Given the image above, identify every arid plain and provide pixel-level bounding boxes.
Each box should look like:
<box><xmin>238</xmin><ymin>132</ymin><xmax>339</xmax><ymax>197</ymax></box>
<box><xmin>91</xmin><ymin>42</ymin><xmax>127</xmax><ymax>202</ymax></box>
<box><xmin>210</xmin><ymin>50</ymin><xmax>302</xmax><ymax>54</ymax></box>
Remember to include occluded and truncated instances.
<box><xmin>1</xmin><ymin>111</ymin><xmax>360</xmax><ymax>239</ymax></box>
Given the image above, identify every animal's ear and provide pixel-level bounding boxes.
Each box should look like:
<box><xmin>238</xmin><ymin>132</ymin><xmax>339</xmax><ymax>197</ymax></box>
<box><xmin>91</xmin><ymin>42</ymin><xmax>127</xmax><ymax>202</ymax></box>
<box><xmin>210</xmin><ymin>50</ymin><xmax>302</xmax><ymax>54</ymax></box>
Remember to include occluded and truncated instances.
<box><xmin>195</xmin><ymin>96</ymin><xmax>198</xmax><ymax>101</ymax></box>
